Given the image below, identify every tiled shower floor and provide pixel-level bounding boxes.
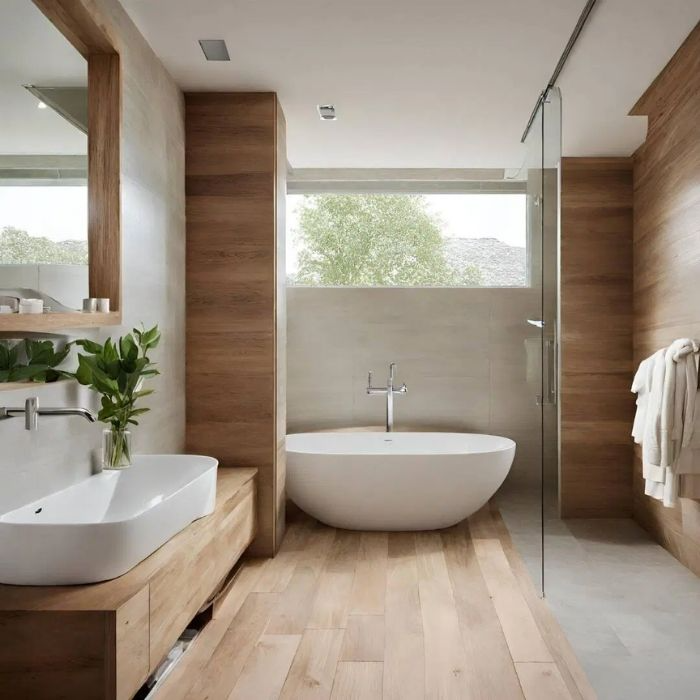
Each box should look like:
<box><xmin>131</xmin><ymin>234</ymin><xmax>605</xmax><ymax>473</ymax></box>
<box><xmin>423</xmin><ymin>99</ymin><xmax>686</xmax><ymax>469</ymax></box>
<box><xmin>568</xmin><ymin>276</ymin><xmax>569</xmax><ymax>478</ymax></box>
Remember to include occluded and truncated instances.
<box><xmin>497</xmin><ymin>486</ymin><xmax>700</xmax><ymax>700</ymax></box>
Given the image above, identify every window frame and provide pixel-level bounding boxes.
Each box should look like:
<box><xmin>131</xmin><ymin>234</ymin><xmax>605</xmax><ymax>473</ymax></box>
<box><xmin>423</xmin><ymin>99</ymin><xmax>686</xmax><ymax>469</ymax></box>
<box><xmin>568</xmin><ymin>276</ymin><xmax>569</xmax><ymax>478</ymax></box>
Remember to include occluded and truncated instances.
<box><xmin>286</xmin><ymin>170</ymin><xmax>531</xmax><ymax>289</ymax></box>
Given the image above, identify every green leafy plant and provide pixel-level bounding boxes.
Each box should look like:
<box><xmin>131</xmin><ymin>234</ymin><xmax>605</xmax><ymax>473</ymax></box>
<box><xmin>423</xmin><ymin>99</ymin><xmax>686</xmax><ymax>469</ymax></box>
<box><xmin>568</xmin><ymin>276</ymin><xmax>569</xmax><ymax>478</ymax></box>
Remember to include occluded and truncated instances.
<box><xmin>24</xmin><ymin>339</ymin><xmax>71</xmax><ymax>383</ymax></box>
<box><xmin>0</xmin><ymin>339</ymin><xmax>70</xmax><ymax>383</ymax></box>
<box><xmin>70</xmin><ymin>325</ymin><xmax>161</xmax><ymax>468</ymax></box>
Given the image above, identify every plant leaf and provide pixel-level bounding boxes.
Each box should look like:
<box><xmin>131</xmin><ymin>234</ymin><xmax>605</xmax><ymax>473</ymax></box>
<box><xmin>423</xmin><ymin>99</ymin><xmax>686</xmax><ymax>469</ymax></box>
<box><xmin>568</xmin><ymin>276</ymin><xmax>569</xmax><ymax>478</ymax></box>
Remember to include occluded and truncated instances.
<box><xmin>129</xmin><ymin>407</ymin><xmax>150</xmax><ymax>417</ymax></box>
<box><xmin>0</xmin><ymin>343</ymin><xmax>9</xmax><ymax>371</ymax></box>
<box><xmin>70</xmin><ymin>324</ymin><xmax>160</xmax><ymax>427</ymax></box>
<box><xmin>74</xmin><ymin>338</ymin><xmax>103</xmax><ymax>355</ymax></box>
<box><xmin>9</xmin><ymin>364</ymin><xmax>50</xmax><ymax>382</ymax></box>
<box><xmin>75</xmin><ymin>354</ymin><xmax>95</xmax><ymax>385</ymax></box>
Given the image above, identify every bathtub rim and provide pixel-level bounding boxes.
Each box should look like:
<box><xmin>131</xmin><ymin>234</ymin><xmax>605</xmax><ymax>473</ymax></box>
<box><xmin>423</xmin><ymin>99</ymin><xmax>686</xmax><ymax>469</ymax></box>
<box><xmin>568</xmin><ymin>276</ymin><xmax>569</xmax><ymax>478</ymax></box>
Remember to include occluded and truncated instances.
<box><xmin>285</xmin><ymin>431</ymin><xmax>516</xmax><ymax>457</ymax></box>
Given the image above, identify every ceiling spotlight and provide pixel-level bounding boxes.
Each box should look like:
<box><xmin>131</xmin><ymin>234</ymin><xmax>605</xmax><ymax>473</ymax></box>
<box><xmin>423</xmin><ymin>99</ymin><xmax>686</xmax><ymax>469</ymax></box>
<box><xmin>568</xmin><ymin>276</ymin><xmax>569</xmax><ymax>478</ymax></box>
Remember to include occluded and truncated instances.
<box><xmin>37</xmin><ymin>101</ymin><xmax>47</xmax><ymax>109</ymax></box>
<box><xmin>198</xmin><ymin>39</ymin><xmax>230</xmax><ymax>61</ymax></box>
<box><xmin>318</xmin><ymin>104</ymin><xmax>337</xmax><ymax>121</ymax></box>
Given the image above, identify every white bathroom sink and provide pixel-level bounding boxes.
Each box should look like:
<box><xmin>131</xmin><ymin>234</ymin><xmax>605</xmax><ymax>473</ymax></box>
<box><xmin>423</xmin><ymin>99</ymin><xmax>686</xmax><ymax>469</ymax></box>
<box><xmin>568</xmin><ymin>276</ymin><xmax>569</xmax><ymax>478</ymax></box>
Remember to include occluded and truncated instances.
<box><xmin>0</xmin><ymin>455</ymin><xmax>218</xmax><ymax>586</ymax></box>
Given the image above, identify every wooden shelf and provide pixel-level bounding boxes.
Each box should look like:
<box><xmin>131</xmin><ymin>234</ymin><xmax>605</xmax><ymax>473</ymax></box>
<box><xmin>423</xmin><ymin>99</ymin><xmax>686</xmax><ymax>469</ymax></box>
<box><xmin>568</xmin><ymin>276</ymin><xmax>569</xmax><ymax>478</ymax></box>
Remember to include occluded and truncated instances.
<box><xmin>0</xmin><ymin>311</ymin><xmax>121</xmax><ymax>333</ymax></box>
<box><xmin>0</xmin><ymin>378</ymin><xmax>76</xmax><ymax>393</ymax></box>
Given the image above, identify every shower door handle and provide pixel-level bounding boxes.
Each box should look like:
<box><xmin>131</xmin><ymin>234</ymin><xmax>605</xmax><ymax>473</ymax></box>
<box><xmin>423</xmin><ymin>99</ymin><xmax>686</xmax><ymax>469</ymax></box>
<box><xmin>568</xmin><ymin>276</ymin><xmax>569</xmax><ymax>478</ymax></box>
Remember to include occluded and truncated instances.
<box><xmin>527</xmin><ymin>319</ymin><xmax>556</xmax><ymax>405</ymax></box>
<box><xmin>543</xmin><ymin>338</ymin><xmax>557</xmax><ymax>405</ymax></box>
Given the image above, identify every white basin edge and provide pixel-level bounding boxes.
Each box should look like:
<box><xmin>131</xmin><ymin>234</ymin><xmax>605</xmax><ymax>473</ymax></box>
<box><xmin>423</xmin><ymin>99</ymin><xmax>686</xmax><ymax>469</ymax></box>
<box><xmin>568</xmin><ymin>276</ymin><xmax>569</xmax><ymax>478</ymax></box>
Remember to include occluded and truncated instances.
<box><xmin>0</xmin><ymin>454</ymin><xmax>219</xmax><ymax>586</ymax></box>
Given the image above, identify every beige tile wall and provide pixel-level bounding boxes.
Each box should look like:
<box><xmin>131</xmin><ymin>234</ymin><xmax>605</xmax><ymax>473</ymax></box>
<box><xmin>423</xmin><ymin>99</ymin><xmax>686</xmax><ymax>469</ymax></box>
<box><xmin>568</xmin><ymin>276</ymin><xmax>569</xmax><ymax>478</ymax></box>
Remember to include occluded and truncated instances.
<box><xmin>287</xmin><ymin>286</ymin><xmax>544</xmax><ymax>485</ymax></box>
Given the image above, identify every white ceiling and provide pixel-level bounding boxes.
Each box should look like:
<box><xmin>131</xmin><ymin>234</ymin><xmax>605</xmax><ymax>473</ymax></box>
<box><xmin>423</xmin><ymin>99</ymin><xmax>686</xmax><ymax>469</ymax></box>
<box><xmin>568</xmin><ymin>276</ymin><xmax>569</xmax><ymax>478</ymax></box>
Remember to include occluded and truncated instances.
<box><xmin>558</xmin><ymin>1</ymin><xmax>699</xmax><ymax>157</ymax></box>
<box><xmin>7</xmin><ymin>1</ymin><xmax>696</xmax><ymax>166</ymax></box>
<box><xmin>121</xmin><ymin>0</ymin><xmax>698</xmax><ymax>169</ymax></box>
<box><xmin>0</xmin><ymin>0</ymin><xmax>87</xmax><ymax>155</ymax></box>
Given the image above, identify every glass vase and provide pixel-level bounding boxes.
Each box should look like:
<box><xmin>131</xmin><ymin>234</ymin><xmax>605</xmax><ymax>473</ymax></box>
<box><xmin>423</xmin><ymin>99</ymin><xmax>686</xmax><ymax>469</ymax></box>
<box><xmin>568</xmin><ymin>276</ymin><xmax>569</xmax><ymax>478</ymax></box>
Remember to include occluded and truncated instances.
<box><xmin>102</xmin><ymin>428</ymin><xmax>132</xmax><ymax>470</ymax></box>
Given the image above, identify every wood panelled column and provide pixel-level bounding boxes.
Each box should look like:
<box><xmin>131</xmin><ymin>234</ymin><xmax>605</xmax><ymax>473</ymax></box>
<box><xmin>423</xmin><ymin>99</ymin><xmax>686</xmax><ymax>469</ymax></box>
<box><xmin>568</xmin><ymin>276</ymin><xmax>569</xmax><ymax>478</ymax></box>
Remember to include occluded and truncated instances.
<box><xmin>560</xmin><ymin>157</ymin><xmax>634</xmax><ymax>518</ymax></box>
<box><xmin>185</xmin><ymin>93</ymin><xmax>286</xmax><ymax>556</ymax></box>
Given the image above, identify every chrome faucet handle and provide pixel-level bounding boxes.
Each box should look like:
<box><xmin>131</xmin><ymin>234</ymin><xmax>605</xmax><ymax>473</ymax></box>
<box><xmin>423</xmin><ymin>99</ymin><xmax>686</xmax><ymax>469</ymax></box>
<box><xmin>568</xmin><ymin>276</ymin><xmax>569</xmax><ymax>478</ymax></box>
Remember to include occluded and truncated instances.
<box><xmin>367</xmin><ymin>370</ymin><xmax>378</xmax><ymax>394</ymax></box>
<box><xmin>388</xmin><ymin>362</ymin><xmax>397</xmax><ymax>390</ymax></box>
<box><xmin>25</xmin><ymin>397</ymin><xmax>38</xmax><ymax>431</ymax></box>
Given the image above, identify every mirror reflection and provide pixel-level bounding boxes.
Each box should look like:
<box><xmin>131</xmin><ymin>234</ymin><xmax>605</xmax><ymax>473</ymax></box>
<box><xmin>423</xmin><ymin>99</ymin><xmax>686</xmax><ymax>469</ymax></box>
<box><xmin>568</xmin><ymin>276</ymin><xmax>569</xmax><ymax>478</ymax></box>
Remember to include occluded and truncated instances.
<box><xmin>0</xmin><ymin>0</ymin><xmax>88</xmax><ymax>313</ymax></box>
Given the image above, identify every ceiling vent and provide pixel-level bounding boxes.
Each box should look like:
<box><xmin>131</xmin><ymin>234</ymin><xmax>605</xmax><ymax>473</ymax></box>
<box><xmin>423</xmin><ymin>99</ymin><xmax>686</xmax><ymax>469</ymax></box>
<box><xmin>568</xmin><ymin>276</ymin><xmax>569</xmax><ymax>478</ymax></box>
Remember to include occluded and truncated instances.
<box><xmin>318</xmin><ymin>104</ymin><xmax>337</xmax><ymax>121</ymax></box>
<box><xmin>198</xmin><ymin>39</ymin><xmax>230</xmax><ymax>61</ymax></box>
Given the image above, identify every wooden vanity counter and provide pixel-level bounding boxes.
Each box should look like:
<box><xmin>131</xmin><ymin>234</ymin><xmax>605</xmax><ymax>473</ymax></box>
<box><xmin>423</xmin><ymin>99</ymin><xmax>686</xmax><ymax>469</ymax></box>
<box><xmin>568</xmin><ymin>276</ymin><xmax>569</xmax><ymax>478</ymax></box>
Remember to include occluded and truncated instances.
<box><xmin>0</xmin><ymin>468</ymin><xmax>257</xmax><ymax>700</ymax></box>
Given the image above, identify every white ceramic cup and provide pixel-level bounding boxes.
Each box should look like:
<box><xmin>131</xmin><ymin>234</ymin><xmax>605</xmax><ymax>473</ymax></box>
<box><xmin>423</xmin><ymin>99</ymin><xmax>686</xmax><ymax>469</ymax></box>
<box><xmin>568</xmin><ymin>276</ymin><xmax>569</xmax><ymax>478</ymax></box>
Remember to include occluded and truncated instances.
<box><xmin>18</xmin><ymin>298</ymin><xmax>44</xmax><ymax>314</ymax></box>
<box><xmin>82</xmin><ymin>298</ymin><xmax>98</xmax><ymax>313</ymax></box>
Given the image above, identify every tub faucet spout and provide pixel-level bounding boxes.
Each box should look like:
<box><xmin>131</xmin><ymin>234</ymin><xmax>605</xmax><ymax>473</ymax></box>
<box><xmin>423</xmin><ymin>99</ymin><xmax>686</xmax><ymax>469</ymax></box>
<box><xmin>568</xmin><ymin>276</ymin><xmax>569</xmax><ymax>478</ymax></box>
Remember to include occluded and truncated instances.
<box><xmin>367</xmin><ymin>362</ymin><xmax>407</xmax><ymax>432</ymax></box>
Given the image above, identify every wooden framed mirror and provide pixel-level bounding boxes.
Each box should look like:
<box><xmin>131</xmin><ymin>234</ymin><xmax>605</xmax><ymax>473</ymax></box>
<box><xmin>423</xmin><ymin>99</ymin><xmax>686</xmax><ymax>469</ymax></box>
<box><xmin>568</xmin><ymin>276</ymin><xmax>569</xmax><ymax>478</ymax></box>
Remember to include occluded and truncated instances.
<box><xmin>0</xmin><ymin>0</ymin><xmax>121</xmax><ymax>332</ymax></box>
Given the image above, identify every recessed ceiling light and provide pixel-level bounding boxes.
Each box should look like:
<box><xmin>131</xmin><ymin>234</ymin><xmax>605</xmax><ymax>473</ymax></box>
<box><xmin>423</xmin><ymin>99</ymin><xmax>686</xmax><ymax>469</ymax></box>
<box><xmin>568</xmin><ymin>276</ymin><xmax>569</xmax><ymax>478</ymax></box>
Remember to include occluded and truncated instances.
<box><xmin>198</xmin><ymin>39</ymin><xmax>230</xmax><ymax>61</ymax></box>
<box><xmin>318</xmin><ymin>104</ymin><xmax>337</xmax><ymax>121</ymax></box>
<box><xmin>37</xmin><ymin>101</ymin><xmax>47</xmax><ymax>109</ymax></box>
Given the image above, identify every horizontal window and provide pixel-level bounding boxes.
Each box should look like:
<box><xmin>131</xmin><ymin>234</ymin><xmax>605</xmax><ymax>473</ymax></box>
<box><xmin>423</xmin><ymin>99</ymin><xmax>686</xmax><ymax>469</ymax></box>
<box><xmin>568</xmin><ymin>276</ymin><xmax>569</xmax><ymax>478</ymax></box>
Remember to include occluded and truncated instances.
<box><xmin>286</xmin><ymin>192</ymin><xmax>527</xmax><ymax>288</ymax></box>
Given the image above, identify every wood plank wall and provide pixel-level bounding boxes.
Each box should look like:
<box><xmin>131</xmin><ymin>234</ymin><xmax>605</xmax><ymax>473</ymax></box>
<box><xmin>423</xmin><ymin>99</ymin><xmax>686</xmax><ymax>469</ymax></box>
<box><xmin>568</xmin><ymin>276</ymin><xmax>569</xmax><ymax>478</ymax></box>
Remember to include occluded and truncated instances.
<box><xmin>629</xmin><ymin>23</ymin><xmax>700</xmax><ymax>574</ymax></box>
<box><xmin>560</xmin><ymin>158</ymin><xmax>635</xmax><ymax>517</ymax></box>
<box><xmin>185</xmin><ymin>93</ymin><xmax>287</xmax><ymax>556</ymax></box>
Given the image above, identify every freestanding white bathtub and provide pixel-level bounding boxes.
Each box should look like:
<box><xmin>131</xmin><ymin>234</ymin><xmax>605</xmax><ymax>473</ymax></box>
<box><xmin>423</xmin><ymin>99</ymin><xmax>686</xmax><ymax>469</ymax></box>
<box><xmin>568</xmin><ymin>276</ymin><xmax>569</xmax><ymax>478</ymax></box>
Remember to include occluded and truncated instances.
<box><xmin>286</xmin><ymin>432</ymin><xmax>515</xmax><ymax>531</ymax></box>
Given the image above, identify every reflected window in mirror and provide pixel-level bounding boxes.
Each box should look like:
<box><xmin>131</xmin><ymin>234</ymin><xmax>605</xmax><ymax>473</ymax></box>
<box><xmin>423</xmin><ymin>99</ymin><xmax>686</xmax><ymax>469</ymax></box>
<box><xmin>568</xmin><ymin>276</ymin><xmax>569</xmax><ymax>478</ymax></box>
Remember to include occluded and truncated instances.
<box><xmin>0</xmin><ymin>0</ymin><xmax>88</xmax><ymax>312</ymax></box>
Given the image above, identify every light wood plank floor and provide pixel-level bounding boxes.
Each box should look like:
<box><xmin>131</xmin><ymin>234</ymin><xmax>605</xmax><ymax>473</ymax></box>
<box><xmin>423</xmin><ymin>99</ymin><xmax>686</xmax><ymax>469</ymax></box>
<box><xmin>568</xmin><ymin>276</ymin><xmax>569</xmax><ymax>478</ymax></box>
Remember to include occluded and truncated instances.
<box><xmin>157</xmin><ymin>505</ymin><xmax>596</xmax><ymax>700</ymax></box>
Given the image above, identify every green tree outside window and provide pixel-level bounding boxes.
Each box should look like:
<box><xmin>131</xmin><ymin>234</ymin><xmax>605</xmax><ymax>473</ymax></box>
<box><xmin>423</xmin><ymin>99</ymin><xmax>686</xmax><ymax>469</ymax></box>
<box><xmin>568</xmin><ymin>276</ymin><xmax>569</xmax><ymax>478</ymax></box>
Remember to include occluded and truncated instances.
<box><xmin>292</xmin><ymin>194</ymin><xmax>482</xmax><ymax>287</ymax></box>
<box><xmin>0</xmin><ymin>227</ymin><xmax>88</xmax><ymax>265</ymax></box>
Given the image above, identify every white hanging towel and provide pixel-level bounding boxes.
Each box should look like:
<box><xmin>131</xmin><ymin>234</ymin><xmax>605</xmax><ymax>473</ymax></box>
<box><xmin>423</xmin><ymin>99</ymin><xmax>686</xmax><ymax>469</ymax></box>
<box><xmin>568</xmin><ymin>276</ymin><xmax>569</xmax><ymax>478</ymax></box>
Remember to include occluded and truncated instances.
<box><xmin>633</xmin><ymin>348</ymin><xmax>666</xmax><ymax>493</ymax></box>
<box><xmin>632</xmin><ymin>352</ymin><xmax>656</xmax><ymax>443</ymax></box>
<box><xmin>633</xmin><ymin>339</ymin><xmax>699</xmax><ymax>507</ymax></box>
<box><xmin>675</xmin><ymin>342</ymin><xmax>700</xmax><ymax>498</ymax></box>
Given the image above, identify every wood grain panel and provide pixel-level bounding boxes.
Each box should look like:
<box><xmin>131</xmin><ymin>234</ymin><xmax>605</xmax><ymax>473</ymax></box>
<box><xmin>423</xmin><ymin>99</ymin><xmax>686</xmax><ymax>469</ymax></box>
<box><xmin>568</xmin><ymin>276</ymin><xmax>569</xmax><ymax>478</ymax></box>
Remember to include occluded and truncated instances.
<box><xmin>185</xmin><ymin>92</ymin><xmax>286</xmax><ymax>557</ymax></box>
<box><xmin>31</xmin><ymin>0</ymin><xmax>116</xmax><ymax>55</ymax></box>
<box><xmin>0</xmin><ymin>611</ymin><xmax>109</xmax><ymax>700</ymax></box>
<box><xmin>113</xmin><ymin>586</ymin><xmax>149</xmax><ymax>700</ymax></box>
<box><xmin>0</xmin><ymin>311</ymin><xmax>120</xmax><ymax>332</ymax></box>
<box><xmin>148</xmin><ymin>478</ymin><xmax>257</xmax><ymax>665</ymax></box>
<box><xmin>560</xmin><ymin>157</ymin><xmax>634</xmax><ymax>517</ymax></box>
<box><xmin>631</xmin><ymin>22</ymin><xmax>700</xmax><ymax>575</ymax></box>
<box><xmin>87</xmin><ymin>52</ymin><xmax>121</xmax><ymax>310</ymax></box>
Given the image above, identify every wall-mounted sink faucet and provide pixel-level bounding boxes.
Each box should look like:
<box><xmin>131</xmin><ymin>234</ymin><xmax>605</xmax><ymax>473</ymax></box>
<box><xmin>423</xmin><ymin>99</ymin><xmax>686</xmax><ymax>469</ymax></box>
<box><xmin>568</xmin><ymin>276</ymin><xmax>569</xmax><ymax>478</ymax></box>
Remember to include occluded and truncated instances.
<box><xmin>0</xmin><ymin>397</ymin><xmax>96</xmax><ymax>431</ymax></box>
<box><xmin>367</xmin><ymin>362</ymin><xmax>408</xmax><ymax>432</ymax></box>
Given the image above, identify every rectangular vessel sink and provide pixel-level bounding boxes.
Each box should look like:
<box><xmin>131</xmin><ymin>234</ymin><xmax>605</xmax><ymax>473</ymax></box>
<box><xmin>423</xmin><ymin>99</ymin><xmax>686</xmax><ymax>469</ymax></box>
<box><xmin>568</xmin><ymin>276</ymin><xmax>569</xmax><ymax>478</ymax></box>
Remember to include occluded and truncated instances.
<box><xmin>0</xmin><ymin>455</ymin><xmax>218</xmax><ymax>586</ymax></box>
